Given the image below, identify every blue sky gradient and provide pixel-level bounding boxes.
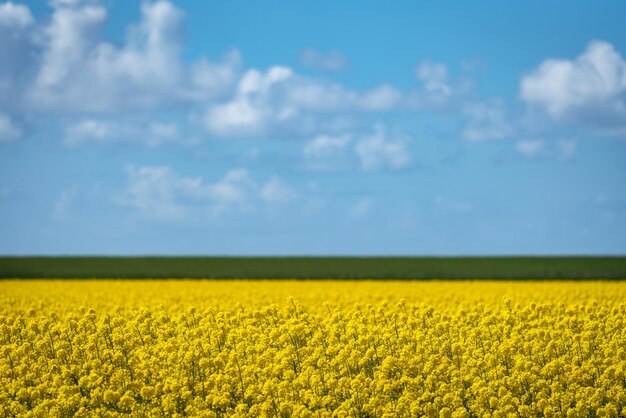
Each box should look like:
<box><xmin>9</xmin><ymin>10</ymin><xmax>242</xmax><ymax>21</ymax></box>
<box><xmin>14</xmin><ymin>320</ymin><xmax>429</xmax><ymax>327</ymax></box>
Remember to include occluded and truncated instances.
<box><xmin>1</xmin><ymin>0</ymin><xmax>625</xmax><ymax>255</ymax></box>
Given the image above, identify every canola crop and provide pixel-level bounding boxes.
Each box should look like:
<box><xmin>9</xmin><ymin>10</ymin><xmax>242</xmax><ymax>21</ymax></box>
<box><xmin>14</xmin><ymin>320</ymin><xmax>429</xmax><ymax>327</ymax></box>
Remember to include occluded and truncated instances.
<box><xmin>1</xmin><ymin>280</ymin><xmax>625</xmax><ymax>417</ymax></box>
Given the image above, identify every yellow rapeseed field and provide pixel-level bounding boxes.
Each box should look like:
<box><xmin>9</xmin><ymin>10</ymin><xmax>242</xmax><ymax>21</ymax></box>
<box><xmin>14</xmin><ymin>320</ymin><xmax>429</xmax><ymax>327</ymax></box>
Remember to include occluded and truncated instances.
<box><xmin>1</xmin><ymin>280</ymin><xmax>625</xmax><ymax>417</ymax></box>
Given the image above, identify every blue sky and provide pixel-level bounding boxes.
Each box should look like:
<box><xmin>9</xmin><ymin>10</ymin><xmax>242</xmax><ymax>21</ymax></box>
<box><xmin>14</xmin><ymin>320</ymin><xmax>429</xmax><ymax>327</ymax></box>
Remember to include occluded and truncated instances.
<box><xmin>1</xmin><ymin>0</ymin><xmax>625</xmax><ymax>255</ymax></box>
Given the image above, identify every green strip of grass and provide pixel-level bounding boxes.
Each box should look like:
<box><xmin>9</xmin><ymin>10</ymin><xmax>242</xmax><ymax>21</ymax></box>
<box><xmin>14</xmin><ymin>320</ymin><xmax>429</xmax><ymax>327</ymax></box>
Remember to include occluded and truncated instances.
<box><xmin>1</xmin><ymin>256</ymin><xmax>626</xmax><ymax>279</ymax></box>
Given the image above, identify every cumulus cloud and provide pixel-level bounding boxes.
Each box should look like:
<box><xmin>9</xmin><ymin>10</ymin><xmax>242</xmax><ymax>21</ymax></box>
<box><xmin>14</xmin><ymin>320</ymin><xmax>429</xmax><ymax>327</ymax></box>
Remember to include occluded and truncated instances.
<box><xmin>0</xmin><ymin>2</ymin><xmax>33</xmax><ymax>28</ymax></box>
<box><xmin>416</xmin><ymin>61</ymin><xmax>451</xmax><ymax>102</ymax></box>
<box><xmin>31</xmin><ymin>1</ymin><xmax>182</xmax><ymax>110</ymax></box>
<box><xmin>355</xmin><ymin>127</ymin><xmax>411</xmax><ymax>170</ymax></box>
<box><xmin>461</xmin><ymin>99</ymin><xmax>512</xmax><ymax>141</ymax></box>
<box><xmin>119</xmin><ymin>165</ymin><xmax>295</xmax><ymax>220</ymax></box>
<box><xmin>303</xmin><ymin>127</ymin><xmax>412</xmax><ymax>171</ymax></box>
<box><xmin>65</xmin><ymin>119</ymin><xmax>114</xmax><ymax>146</ymax></box>
<box><xmin>120</xmin><ymin>166</ymin><xmax>184</xmax><ymax>220</ymax></box>
<box><xmin>187</xmin><ymin>50</ymin><xmax>242</xmax><ymax>101</ymax></box>
<box><xmin>520</xmin><ymin>41</ymin><xmax>626</xmax><ymax>136</ymax></box>
<box><xmin>411</xmin><ymin>60</ymin><xmax>474</xmax><ymax>109</ymax></box>
<box><xmin>9</xmin><ymin>0</ymin><xmax>241</xmax><ymax>112</ymax></box>
<box><xmin>304</xmin><ymin>134</ymin><xmax>351</xmax><ymax>158</ymax></box>
<box><xmin>359</xmin><ymin>85</ymin><xmax>403</xmax><ymax>111</ymax></box>
<box><xmin>204</xmin><ymin>66</ymin><xmax>402</xmax><ymax>138</ymax></box>
<box><xmin>0</xmin><ymin>113</ymin><xmax>21</xmax><ymax>142</ymax></box>
<box><xmin>120</xmin><ymin>166</ymin><xmax>247</xmax><ymax>220</ymax></box>
<box><xmin>303</xmin><ymin>133</ymin><xmax>352</xmax><ymax>170</ymax></box>
<box><xmin>203</xmin><ymin>66</ymin><xmax>295</xmax><ymax>137</ymax></box>
<box><xmin>299</xmin><ymin>49</ymin><xmax>347</xmax><ymax>72</ymax></box>
<box><xmin>1</xmin><ymin>0</ymin><xmax>409</xmax><ymax>146</ymax></box>
<box><xmin>0</xmin><ymin>0</ymin><xmax>516</xmax><ymax>155</ymax></box>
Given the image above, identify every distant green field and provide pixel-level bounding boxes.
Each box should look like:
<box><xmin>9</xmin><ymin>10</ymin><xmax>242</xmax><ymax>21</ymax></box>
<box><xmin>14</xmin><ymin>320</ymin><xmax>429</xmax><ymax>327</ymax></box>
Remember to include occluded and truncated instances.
<box><xmin>1</xmin><ymin>256</ymin><xmax>625</xmax><ymax>279</ymax></box>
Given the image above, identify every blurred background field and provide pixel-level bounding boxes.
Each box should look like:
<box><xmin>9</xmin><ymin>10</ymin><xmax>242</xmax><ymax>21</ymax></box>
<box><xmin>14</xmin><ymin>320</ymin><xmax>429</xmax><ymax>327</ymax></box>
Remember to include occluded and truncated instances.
<box><xmin>3</xmin><ymin>279</ymin><xmax>626</xmax><ymax>313</ymax></box>
<box><xmin>1</xmin><ymin>256</ymin><xmax>625</xmax><ymax>280</ymax></box>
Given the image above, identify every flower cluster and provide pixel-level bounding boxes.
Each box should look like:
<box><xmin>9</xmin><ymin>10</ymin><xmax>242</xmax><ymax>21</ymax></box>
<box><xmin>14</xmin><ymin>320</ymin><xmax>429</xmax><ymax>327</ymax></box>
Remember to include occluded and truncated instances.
<box><xmin>1</xmin><ymin>280</ymin><xmax>625</xmax><ymax>417</ymax></box>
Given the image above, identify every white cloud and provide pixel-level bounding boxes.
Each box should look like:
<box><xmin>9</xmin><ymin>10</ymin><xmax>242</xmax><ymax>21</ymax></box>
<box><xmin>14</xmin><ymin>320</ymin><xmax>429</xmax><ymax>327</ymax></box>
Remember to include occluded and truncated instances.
<box><xmin>0</xmin><ymin>2</ymin><xmax>33</xmax><ymax>28</ymax></box>
<box><xmin>299</xmin><ymin>49</ymin><xmax>347</xmax><ymax>72</ymax></box>
<box><xmin>304</xmin><ymin>128</ymin><xmax>412</xmax><ymax>171</ymax></box>
<box><xmin>520</xmin><ymin>41</ymin><xmax>626</xmax><ymax>135</ymax></box>
<box><xmin>2</xmin><ymin>0</ymin><xmax>409</xmax><ymax>144</ymax></box>
<box><xmin>203</xmin><ymin>66</ymin><xmax>295</xmax><ymax>137</ymax></box>
<box><xmin>120</xmin><ymin>165</ymin><xmax>295</xmax><ymax>220</ymax></box>
<box><xmin>416</xmin><ymin>61</ymin><xmax>451</xmax><ymax>101</ymax></box>
<box><xmin>207</xmin><ymin>168</ymin><xmax>251</xmax><ymax>208</ymax></box>
<box><xmin>26</xmin><ymin>0</ymin><xmax>240</xmax><ymax>112</ymax></box>
<box><xmin>187</xmin><ymin>50</ymin><xmax>242</xmax><ymax>100</ymax></box>
<box><xmin>304</xmin><ymin>133</ymin><xmax>351</xmax><ymax>159</ymax></box>
<box><xmin>303</xmin><ymin>133</ymin><xmax>352</xmax><ymax>170</ymax></box>
<box><xmin>284</xmin><ymin>79</ymin><xmax>355</xmax><ymax>112</ymax></box>
<box><xmin>120</xmin><ymin>166</ymin><xmax>187</xmax><ymax>220</ymax></box>
<box><xmin>461</xmin><ymin>99</ymin><xmax>512</xmax><ymax>141</ymax></box>
<box><xmin>64</xmin><ymin>118</ymin><xmax>188</xmax><ymax>147</ymax></box>
<box><xmin>411</xmin><ymin>60</ymin><xmax>475</xmax><ymax>109</ymax></box>
<box><xmin>359</xmin><ymin>85</ymin><xmax>403</xmax><ymax>111</ymax></box>
<box><xmin>0</xmin><ymin>113</ymin><xmax>21</xmax><ymax>142</ymax></box>
<box><xmin>204</xmin><ymin>66</ymin><xmax>403</xmax><ymax>138</ymax></box>
<box><xmin>355</xmin><ymin>127</ymin><xmax>411</xmax><ymax>170</ymax></box>
<box><xmin>514</xmin><ymin>138</ymin><xmax>577</xmax><ymax>160</ymax></box>
<box><xmin>65</xmin><ymin>119</ymin><xmax>114</xmax><ymax>146</ymax></box>
<box><xmin>515</xmin><ymin>139</ymin><xmax>545</xmax><ymax>157</ymax></box>
<box><xmin>0</xmin><ymin>0</ymin><xmax>519</xmax><ymax>154</ymax></box>
<box><xmin>35</xmin><ymin>4</ymin><xmax>108</xmax><ymax>91</ymax></box>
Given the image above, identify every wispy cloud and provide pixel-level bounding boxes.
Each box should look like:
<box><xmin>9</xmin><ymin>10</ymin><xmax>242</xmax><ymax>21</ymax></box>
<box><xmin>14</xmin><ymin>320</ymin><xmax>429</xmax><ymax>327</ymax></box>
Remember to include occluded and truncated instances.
<box><xmin>515</xmin><ymin>139</ymin><xmax>545</xmax><ymax>157</ymax></box>
<box><xmin>119</xmin><ymin>165</ymin><xmax>297</xmax><ymax>221</ymax></box>
<box><xmin>303</xmin><ymin>133</ymin><xmax>351</xmax><ymax>167</ymax></box>
<box><xmin>355</xmin><ymin>127</ymin><xmax>411</xmax><ymax>170</ymax></box>
<box><xmin>461</xmin><ymin>99</ymin><xmax>512</xmax><ymax>141</ymax></box>
<box><xmin>415</xmin><ymin>61</ymin><xmax>452</xmax><ymax>103</ymax></box>
<box><xmin>303</xmin><ymin>127</ymin><xmax>411</xmax><ymax>171</ymax></box>
<box><xmin>64</xmin><ymin>118</ymin><xmax>186</xmax><ymax>147</ymax></box>
<box><xmin>514</xmin><ymin>138</ymin><xmax>577</xmax><ymax>160</ymax></box>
